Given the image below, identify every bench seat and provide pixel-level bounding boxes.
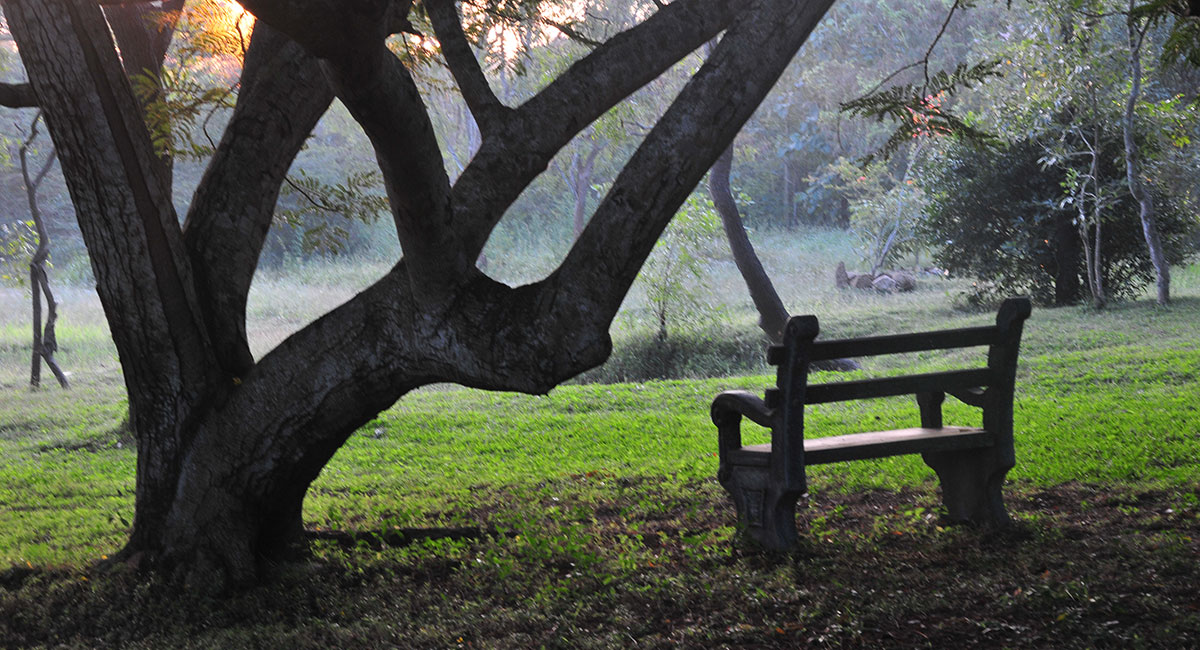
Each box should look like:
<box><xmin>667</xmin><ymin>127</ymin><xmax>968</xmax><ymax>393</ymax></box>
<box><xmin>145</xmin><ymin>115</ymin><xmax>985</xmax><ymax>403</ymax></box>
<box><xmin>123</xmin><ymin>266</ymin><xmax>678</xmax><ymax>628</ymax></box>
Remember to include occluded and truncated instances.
<box><xmin>728</xmin><ymin>426</ymin><xmax>992</xmax><ymax>466</ymax></box>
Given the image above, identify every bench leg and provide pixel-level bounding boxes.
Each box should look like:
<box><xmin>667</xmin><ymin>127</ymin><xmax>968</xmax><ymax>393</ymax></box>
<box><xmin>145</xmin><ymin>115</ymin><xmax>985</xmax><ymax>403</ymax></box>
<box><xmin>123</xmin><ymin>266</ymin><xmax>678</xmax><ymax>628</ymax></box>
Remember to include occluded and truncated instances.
<box><xmin>921</xmin><ymin>448</ymin><xmax>1012</xmax><ymax>527</ymax></box>
<box><xmin>720</xmin><ymin>463</ymin><xmax>800</xmax><ymax>550</ymax></box>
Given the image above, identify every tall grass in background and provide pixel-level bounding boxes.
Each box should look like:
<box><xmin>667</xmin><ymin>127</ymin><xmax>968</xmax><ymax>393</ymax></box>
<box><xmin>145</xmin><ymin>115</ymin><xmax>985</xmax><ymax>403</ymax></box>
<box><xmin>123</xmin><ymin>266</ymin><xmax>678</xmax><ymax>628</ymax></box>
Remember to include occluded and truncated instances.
<box><xmin>3</xmin><ymin>227</ymin><xmax>1197</xmax><ymax>389</ymax></box>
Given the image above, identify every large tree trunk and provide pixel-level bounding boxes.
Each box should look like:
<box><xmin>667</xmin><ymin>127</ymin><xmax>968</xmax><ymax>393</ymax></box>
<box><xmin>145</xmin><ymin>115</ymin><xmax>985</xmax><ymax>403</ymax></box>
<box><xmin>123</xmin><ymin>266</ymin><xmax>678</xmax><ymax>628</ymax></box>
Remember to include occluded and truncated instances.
<box><xmin>6</xmin><ymin>0</ymin><xmax>836</xmax><ymax>590</ymax></box>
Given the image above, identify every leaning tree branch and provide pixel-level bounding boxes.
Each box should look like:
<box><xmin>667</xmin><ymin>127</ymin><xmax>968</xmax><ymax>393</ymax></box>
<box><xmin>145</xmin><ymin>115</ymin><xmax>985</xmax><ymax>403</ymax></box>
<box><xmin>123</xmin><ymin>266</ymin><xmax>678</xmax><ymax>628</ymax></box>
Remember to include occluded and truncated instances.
<box><xmin>321</xmin><ymin>42</ymin><xmax>466</xmax><ymax>298</ymax></box>
<box><xmin>451</xmin><ymin>0</ymin><xmax>741</xmax><ymax>258</ymax></box>
<box><xmin>241</xmin><ymin>0</ymin><xmax>467</xmax><ymax>297</ymax></box>
<box><xmin>557</xmin><ymin>0</ymin><xmax>836</xmax><ymax>316</ymax></box>
<box><xmin>20</xmin><ymin>112</ymin><xmax>69</xmax><ymax>389</ymax></box>
<box><xmin>182</xmin><ymin>22</ymin><xmax>334</xmax><ymax>376</ymax></box>
<box><xmin>427</xmin><ymin>0</ymin><xmax>509</xmax><ymax>135</ymax></box>
<box><xmin>709</xmin><ymin>144</ymin><xmax>790</xmax><ymax>343</ymax></box>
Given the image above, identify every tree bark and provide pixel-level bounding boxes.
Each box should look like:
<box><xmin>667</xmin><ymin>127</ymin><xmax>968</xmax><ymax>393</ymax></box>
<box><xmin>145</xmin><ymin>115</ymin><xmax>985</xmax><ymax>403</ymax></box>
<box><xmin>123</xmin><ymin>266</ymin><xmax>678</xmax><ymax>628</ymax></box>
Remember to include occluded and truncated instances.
<box><xmin>104</xmin><ymin>0</ymin><xmax>185</xmax><ymax>181</ymax></box>
<box><xmin>709</xmin><ymin>145</ymin><xmax>789</xmax><ymax>341</ymax></box>
<box><xmin>1123</xmin><ymin>5</ymin><xmax>1170</xmax><ymax>305</ymax></box>
<box><xmin>0</xmin><ymin>81</ymin><xmax>38</xmax><ymax>107</ymax></box>
<box><xmin>182</xmin><ymin>22</ymin><xmax>335</xmax><ymax>375</ymax></box>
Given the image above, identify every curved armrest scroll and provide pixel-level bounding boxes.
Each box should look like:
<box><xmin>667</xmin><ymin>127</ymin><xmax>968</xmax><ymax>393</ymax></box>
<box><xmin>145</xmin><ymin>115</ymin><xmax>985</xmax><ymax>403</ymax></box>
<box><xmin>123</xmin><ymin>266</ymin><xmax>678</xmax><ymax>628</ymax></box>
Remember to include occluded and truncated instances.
<box><xmin>712</xmin><ymin>390</ymin><xmax>773</xmax><ymax>483</ymax></box>
<box><xmin>711</xmin><ymin>390</ymin><xmax>773</xmax><ymax>428</ymax></box>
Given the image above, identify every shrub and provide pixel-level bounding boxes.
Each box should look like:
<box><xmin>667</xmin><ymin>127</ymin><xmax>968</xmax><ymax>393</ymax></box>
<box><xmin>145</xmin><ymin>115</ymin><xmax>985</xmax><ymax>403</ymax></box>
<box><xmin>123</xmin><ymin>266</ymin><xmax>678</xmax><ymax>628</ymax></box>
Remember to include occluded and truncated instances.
<box><xmin>574</xmin><ymin>320</ymin><xmax>768</xmax><ymax>383</ymax></box>
<box><xmin>919</xmin><ymin>137</ymin><xmax>1197</xmax><ymax>306</ymax></box>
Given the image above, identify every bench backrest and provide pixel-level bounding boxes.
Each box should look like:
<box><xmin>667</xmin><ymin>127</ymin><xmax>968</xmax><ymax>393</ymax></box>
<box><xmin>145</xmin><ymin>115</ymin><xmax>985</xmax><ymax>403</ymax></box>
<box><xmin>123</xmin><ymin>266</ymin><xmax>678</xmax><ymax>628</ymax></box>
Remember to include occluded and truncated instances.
<box><xmin>763</xmin><ymin>297</ymin><xmax>1032</xmax><ymax>492</ymax></box>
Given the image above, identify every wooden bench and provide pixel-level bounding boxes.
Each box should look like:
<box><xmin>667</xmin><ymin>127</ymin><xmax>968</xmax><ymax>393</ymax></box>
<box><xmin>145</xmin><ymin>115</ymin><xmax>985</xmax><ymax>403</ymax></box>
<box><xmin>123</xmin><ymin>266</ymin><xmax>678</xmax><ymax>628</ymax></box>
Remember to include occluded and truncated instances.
<box><xmin>711</xmin><ymin>297</ymin><xmax>1031</xmax><ymax>549</ymax></box>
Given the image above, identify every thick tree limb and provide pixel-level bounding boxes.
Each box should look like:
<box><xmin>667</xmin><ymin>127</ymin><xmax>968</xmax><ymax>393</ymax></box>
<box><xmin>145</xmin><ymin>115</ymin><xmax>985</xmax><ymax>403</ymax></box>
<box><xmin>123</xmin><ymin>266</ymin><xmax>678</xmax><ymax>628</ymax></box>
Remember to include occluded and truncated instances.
<box><xmin>322</xmin><ymin>46</ymin><xmax>466</xmax><ymax>297</ymax></box>
<box><xmin>427</xmin><ymin>0</ymin><xmax>508</xmax><ymax>135</ymax></box>
<box><xmin>165</xmin><ymin>261</ymin><xmax>612</xmax><ymax>583</ymax></box>
<box><xmin>558</xmin><ymin>0</ymin><xmax>836</xmax><ymax>315</ymax></box>
<box><xmin>182</xmin><ymin>23</ymin><xmax>335</xmax><ymax>375</ymax></box>
<box><xmin>452</xmin><ymin>0</ymin><xmax>740</xmax><ymax>257</ymax></box>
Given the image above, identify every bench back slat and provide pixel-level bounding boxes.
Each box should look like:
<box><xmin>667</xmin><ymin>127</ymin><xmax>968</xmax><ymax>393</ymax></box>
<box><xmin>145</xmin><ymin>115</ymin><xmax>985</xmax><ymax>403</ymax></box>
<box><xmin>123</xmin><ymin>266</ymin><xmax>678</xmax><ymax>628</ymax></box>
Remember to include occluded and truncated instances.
<box><xmin>809</xmin><ymin>326</ymin><xmax>996</xmax><ymax>361</ymax></box>
<box><xmin>767</xmin><ymin>326</ymin><xmax>996</xmax><ymax>365</ymax></box>
<box><xmin>803</xmin><ymin>368</ymin><xmax>993</xmax><ymax>405</ymax></box>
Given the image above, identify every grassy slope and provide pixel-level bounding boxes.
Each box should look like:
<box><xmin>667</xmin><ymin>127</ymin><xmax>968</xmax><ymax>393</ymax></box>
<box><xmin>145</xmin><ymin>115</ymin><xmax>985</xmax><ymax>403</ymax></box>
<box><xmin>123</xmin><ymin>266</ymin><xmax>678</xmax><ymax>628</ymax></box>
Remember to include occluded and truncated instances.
<box><xmin>0</xmin><ymin>246</ymin><xmax>1198</xmax><ymax>647</ymax></box>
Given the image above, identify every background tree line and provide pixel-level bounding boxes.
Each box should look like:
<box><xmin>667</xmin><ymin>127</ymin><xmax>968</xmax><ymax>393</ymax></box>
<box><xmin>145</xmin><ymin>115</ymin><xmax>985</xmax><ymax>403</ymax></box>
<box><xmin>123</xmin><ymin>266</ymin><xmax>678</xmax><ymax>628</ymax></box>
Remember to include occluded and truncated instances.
<box><xmin>1</xmin><ymin>0</ymin><xmax>1196</xmax><ymax>309</ymax></box>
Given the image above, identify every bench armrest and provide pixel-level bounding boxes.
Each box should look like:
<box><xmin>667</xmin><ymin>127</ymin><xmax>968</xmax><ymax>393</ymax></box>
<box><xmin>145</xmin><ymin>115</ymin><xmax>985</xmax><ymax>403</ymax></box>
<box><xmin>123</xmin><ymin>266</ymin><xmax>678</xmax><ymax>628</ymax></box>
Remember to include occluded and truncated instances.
<box><xmin>712</xmin><ymin>390</ymin><xmax>773</xmax><ymax>483</ymax></box>
<box><xmin>711</xmin><ymin>390</ymin><xmax>773</xmax><ymax>428</ymax></box>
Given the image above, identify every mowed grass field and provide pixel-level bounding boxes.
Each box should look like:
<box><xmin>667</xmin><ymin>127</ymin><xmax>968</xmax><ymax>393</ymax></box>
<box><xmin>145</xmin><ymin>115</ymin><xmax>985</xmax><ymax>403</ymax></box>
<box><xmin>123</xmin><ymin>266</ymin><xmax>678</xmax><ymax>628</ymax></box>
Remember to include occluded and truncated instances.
<box><xmin>1</xmin><ymin>236</ymin><xmax>1198</xmax><ymax>647</ymax></box>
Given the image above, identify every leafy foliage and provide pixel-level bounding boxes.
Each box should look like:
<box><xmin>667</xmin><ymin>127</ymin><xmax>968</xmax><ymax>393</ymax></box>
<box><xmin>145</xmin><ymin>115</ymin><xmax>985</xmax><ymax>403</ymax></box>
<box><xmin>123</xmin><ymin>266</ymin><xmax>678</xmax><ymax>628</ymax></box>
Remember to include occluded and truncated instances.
<box><xmin>920</xmin><ymin>136</ymin><xmax>1197</xmax><ymax>306</ymax></box>
<box><xmin>131</xmin><ymin>0</ymin><xmax>248</xmax><ymax>160</ymax></box>
<box><xmin>276</xmin><ymin>170</ymin><xmax>390</xmax><ymax>256</ymax></box>
<box><xmin>0</xmin><ymin>220</ymin><xmax>36</xmax><ymax>288</ymax></box>
<box><xmin>131</xmin><ymin>68</ymin><xmax>236</xmax><ymax>160</ymax></box>
<box><xmin>828</xmin><ymin>143</ymin><xmax>928</xmax><ymax>273</ymax></box>
<box><xmin>841</xmin><ymin>60</ymin><xmax>1003</xmax><ymax>164</ymax></box>
<box><xmin>1132</xmin><ymin>0</ymin><xmax>1200</xmax><ymax>66</ymax></box>
<box><xmin>638</xmin><ymin>194</ymin><xmax>725</xmax><ymax>345</ymax></box>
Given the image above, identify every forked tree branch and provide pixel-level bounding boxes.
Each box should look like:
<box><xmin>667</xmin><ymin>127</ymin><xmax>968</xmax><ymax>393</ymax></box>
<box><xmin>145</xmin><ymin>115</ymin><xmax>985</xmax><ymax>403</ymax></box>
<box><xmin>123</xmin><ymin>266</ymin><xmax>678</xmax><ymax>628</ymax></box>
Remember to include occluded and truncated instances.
<box><xmin>451</xmin><ymin>0</ymin><xmax>740</xmax><ymax>257</ymax></box>
<box><xmin>557</xmin><ymin>0</ymin><xmax>836</xmax><ymax>315</ymax></box>
<box><xmin>240</xmin><ymin>0</ymin><xmax>467</xmax><ymax>297</ymax></box>
<box><xmin>182</xmin><ymin>22</ymin><xmax>334</xmax><ymax>375</ymax></box>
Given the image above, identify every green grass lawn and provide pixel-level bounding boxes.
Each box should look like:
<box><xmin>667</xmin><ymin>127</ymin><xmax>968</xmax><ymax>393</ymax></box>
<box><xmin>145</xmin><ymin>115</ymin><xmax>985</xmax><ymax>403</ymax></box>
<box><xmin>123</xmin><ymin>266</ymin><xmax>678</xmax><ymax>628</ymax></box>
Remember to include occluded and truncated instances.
<box><xmin>1</xmin><ymin>258</ymin><xmax>1198</xmax><ymax>647</ymax></box>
